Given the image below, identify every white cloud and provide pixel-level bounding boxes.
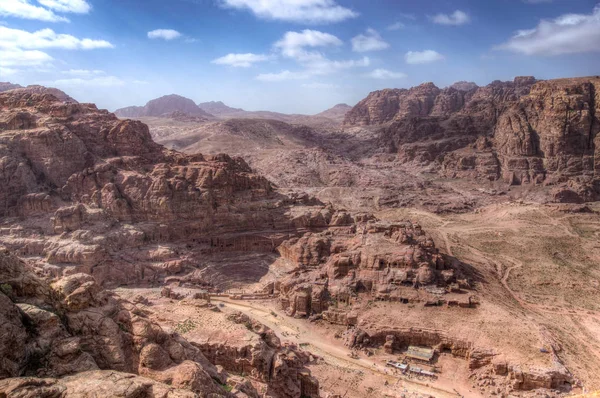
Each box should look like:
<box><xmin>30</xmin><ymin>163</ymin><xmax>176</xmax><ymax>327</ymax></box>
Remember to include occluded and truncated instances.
<box><xmin>257</xmin><ymin>56</ymin><xmax>369</xmax><ymax>82</ymax></box>
<box><xmin>132</xmin><ymin>80</ymin><xmax>149</xmax><ymax>85</ymax></box>
<box><xmin>147</xmin><ymin>29</ymin><xmax>182</xmax><ymax>40</ymax></box>
<box><xmin>0</xmin><ymin>0</ymin><xmax>68</xmax><ymax>22</ymax></box>
<box><xmin>62</xmin><ymin>69</ymin><xmax>105</xmax><ymax>77</ymax></box>
<box><xmin>0</xmin><ymin>26</ymin><xmax>114</xmax><ymax>50</ymax></box>
<box><xmin>405</xmin><ymin>50</ymin><xmax>445</xmax><ymax>64</ymax></box>
<box><xmin>497</xmin><ymin>4</ymin><xmax>600</xmax><ymax>55</ymax></box>
<box><xmin>264</xmin><ymin>29</ymin><xmax>369</xmax><ymax>82</ymax></box>
<box><xmin>398</xmin><ymin>13</ymin><xmax>416</xmax><ymax>20</ymax></box>
<box><xmin>256</xmin><ymin>70</ymin><xmax>309</xmax><ymax>82</ymax></box>
<box><xmin>38</xmin><ymin>0</ymin><xmax>91</xmax><ymax>13</ymax></box>
<box><xmin>275</xmin><ymin>29</ymin><xmax>342</xmax><ymax>61</ymax></box>
<box><xmin>431</xmin><ymin>10</ymin><xmax>470</xmax><ymax>26</ymax></box>
<box><xmin>365</xmin><ymin>69</ymin><xmax>406</xmax><ymax>79</ymax></box>
<box><xmin>218</xmin><ymin>0</ymin><xmax>358</xmax><ymax>24</ymax></box>
<box><xmin>351</xmin><ymin>28</ymin><xmax>389</xmax><ymax>52</ymax></box>
<box><xmin>0</xmin><ymin>48</ymin><xmax>54</xmax><ymax>67</ymax></box>
<box><xmin>212</xmin><ymin>53</ymin><xmax>270</xmax><ymax>67</ymax></box>
<box><xmin>302</xmin><ymin>82</ymin><xmax>338</xmax><ymax>89</ymax></box>
<box><xmin>387</xmin><ymin>22</ymin><xmax>405</xmax><ymax>31</ymax></box>
<box><xmin>53</xmin><ymin>76</ymin><xmax>125</xmax><ymax>86</ymax></box>
<box><xmin>0</xmin><ymin>67</ymin><xmax>19</xmax><ymax>76</ymax></box>
<box><xmin>305</xmin><ymin>56</ymin><xmax>370</xmax><ymax>75</ymax></box>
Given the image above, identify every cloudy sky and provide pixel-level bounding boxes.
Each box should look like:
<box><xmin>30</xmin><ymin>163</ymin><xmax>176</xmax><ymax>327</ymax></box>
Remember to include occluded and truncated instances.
<box><xmin>1</xmin><ymin>0</ymin><xmax>599</xmax><ymax>113</ymax></box>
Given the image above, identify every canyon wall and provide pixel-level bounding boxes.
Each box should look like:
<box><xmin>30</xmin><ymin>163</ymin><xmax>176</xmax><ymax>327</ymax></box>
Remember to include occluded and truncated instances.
<box><xmin>345</xmin><ymin>76</ymin><xmax>600</xmax><ymax>202</ymax></box>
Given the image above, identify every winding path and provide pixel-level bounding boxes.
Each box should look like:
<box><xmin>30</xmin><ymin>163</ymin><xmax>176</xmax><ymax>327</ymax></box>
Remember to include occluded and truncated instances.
<box><xmin>211</xmin><ymin>296</ymin><xmax>476</xmax><ymax>398</ymax></box>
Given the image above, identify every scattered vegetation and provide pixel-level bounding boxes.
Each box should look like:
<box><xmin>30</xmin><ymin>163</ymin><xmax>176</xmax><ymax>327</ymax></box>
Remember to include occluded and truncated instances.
<box><xmin>174</xmin><ymin>319</ymin><xmax>196</xmax><ymax>334</ymax></box>
<box><xmin>213</xmin><ymin>377</ymin><xmax>233</xmax><ymax>392</ymax></box>
<box><xmin>0</xmin><ymin>283</ymin><xmax>13</xmax><ymax>298</ymax></box>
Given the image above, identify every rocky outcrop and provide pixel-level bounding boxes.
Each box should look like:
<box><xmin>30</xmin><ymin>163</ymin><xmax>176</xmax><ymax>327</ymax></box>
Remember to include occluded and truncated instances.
<box><xmin>115</xmin><ymin>94</ymin><xmax>214</xmax><ymax>118</ymax></box>
<box><xmin>277</xmin><ymin>218</ymin><xmax>470</xmax><ymax>318</ymax></box>
<box><xmin>0</xmin><ymin>370</ymin><xmax>202</xmax><ymax>397</ymax></box>
<box><xmin>344</xmin><ymin>83</ymin><xmax>442</xmax><ymax>126</ymax></box>
<box><xmin>345</xmin><ymin>77</ymin><xmax>600</xmax><ymax>203</ymax></box>
<box><xmin>0</xmin><ymin>88</ymin><xmax>303</xmax><ymax>286</ymax></box>
<box><xmin>0</xmin><ymin>248</ymin><xmax>229</xmax><ymax>396</ymax></box>
<box><xmin>0</xmin><ymin>82</ymin><xmax>23</xmax><ymax>93</ymax></box>
<box><xmin>0</xmin><ymin>84</ymin><xmax>76</xmax><ymax>102</ymax></box>
<box><xmin>197</xmin><ymin>312</ymin><xmax>319</xmax><ymax>398</ymax></box>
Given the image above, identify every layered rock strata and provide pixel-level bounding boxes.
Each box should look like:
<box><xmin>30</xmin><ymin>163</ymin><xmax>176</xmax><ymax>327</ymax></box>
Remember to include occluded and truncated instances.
<box><xmin>345</xmin><ymin>77</ymin><xmax>600</xmax><ymax>202</ymax></box>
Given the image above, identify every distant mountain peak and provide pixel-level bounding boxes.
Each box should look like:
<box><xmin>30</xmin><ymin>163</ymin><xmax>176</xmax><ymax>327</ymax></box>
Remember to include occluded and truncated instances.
<box><xmin>0</xmin><ymin>82</ymin><xmax>23</xmax><ymax>93</ymax></box>
<box><xmin>198</xmin><ymin>101</ymin><xmax>244</xmax><ymax>116</ymax></box>
<box><xmin>315</xmin><ymin>103</ymin><xmax>353</xmax><ymax>122</ymax></box>
<box><xmin>115</xmin><ymin>94</ymin><xmax>213</xmax><ymax>118</ymax></box>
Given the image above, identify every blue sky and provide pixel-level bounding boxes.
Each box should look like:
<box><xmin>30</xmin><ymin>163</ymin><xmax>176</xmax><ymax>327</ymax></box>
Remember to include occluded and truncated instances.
<box><xmin>1</xmin><ymin>0</ymin><xmax>599</xmax><ymax>114</ymax></box>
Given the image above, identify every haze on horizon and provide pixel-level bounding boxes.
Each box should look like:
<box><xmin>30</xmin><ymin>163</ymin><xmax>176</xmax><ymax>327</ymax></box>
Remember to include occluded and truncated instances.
<box><xmin>1</xmin><ymin>0</ymin><xmax>599</xmax><ymax>114</ymax></box>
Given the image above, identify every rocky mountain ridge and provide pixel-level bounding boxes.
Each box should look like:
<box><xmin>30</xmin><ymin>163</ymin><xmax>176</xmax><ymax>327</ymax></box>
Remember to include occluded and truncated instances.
<box><xmin>314</xmin><ymin>103</ymin><xmax>352</xmax><ymax>122</ymax></box>
<box><xmin>116</xmin><ymin>94</ymin><xmax>351</xmax><ymax>126</ymax></box>
<box><xmin>345</xmin><ymin>76</ymin><xmax>600</xmax><ymax>203</ymax></box>
<box><xmin>114</xmin><ymin>94</ymin><xmax>214</xmax><ymax>118</ymax></box>
<box><xmin>0</xmin><ymin>81</ymin><xmax>598</xmax><ymax>397</ymax></box>
<box><xmin>198</xmin><ymin>100</ymin><xmax>244</xmax><ymax>116</ymax></box>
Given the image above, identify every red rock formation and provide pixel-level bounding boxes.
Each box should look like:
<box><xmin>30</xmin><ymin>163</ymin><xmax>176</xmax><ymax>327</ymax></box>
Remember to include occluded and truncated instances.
<box><xmin>0</xmin><ymin>248</ymin><xmax>228</xmax><ymax>396</ymax></box>
<box><xmin>345</xmin><ymin>76</ymin><xmax>600</xmax><ymax>202</ymax></box>
<box><xmin>0</xmin><ymin>87</ymin><xmax>295</xmax><ymax>286</ymax></box>
<box><xmin>0</xmin><ymin>370</ymin><xmax>202</xmax><ymax>398</ymax></box>
<box><xmin>277</xmin><ymin>218</ymin><xmax>468</xmax><ymax>318</ymax></box>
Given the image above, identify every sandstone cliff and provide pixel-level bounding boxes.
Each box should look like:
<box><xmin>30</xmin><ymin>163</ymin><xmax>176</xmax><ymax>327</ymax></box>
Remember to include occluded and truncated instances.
<box><xmin>0</xmin><ymin>248</ymin><xmax>229</xmax><ymax>397</ymax></box>
<box><xmin>344</xmin><ymin>76</ymin><xmax>600</xmax><ymax>203</ymax></box>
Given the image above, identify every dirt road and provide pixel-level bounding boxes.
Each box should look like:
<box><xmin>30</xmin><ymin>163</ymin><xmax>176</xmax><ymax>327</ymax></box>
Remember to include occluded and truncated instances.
<box><xmin>211</xmin><ymin>296</ymin><xmax>477</xmax><ymax>398</ymax></box>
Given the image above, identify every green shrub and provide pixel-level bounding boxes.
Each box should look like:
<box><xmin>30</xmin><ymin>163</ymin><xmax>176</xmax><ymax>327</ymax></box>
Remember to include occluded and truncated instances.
<box><xmin>174</xmin><ymin>319</ymin><xmax>196</xmax><ymax>334</ymax></box>
<box><xmin>0</xmin><ymin>283</ymin><xmax>13</xmax><ymax>297</ymax></box>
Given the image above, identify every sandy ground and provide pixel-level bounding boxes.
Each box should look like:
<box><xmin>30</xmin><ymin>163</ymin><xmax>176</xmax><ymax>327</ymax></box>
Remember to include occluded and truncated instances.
<box><xmin>378</xmin><ymin>202</ymin><xmax>600</xmax><ymax>390</ymax></box>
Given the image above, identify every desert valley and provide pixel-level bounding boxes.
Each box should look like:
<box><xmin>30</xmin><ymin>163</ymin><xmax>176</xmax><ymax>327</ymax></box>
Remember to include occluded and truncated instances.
<box><xmin>2</xmin><ymin>0</ymin><xmax>600</xmax><ymax>397</ymax></box>
<box><xmin>0</xmin><ymin>74</ymin><xmax>599</xmax><ymax>398</ymax></box>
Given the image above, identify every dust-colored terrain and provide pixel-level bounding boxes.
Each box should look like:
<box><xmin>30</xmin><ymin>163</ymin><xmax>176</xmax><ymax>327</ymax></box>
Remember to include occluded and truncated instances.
<box><xmin>1</xmin><ymin>76</ymin><xmax>600</xmax><ymax>398</ymax></box>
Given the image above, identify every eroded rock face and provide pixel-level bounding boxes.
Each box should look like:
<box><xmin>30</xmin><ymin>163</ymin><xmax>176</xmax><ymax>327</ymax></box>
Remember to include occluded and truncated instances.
<box><xmin>277</xmin><ymin>219</ymin><xmax>467</xmax><ymax>318</ymax></box>
<box><xmin>0</xmin><ymin>88</ymin><xmax>295</xmax><ymax>287</ymax></box>
<box><xmin>0</xmin><ymin>249</ymin><xmax>227</xmax><ymax>397</ymax></box>
<box><xmin>0</xmin><ymin>370</ymin><xmax>200</xmax><ymax>398</ymax></box>
<box><xmin>344</xmin><ymin>83</ymin><xmax>442</xmax><ymax>126</ymax></box>
<box><xmin>345</xmin><ymin>77</ymin><xmax>600</xmax><ymax>203</ymax></box>
<box><xmin>197</xmin><ymin>312</ymin><xmax>318</xmax><ymax>398</ymax></box>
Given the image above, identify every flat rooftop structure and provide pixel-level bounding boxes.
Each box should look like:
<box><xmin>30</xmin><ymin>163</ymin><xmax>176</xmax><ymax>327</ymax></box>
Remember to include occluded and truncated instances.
<box><xmin>386</xmin><ymin>360</ymin><xmax>408</xmax><ymax>371</ymax></box>
<box><xmin>405</xmin><ymin>346</ymin><xmax>435</xmax><ymax>362</ymax></box>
